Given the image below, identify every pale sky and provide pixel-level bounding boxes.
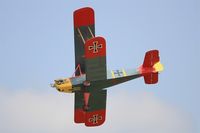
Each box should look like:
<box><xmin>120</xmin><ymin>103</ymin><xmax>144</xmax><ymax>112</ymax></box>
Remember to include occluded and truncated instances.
<box><xmin>0</xmin><ymin>0</ymin><xmax>199</xmax><ymax>133</ymax></box>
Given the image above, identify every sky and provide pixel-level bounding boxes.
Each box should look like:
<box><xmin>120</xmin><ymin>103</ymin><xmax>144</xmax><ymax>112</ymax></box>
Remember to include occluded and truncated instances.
<box><xmin>0</xmin><ymin>0</ymin><xmax>199</xmax><ymax>133</ymax></box>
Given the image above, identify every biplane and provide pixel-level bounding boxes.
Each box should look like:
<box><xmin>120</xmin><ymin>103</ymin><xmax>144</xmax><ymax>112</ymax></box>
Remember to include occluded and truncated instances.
<box><xmin>51</xmin><ymin>7</ymin><xmax>164</xmax><ymax>127</ymax></box>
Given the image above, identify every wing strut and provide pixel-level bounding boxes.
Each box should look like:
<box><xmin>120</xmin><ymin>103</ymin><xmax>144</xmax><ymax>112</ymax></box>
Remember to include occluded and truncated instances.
<box><xmin>72</xmin><ymin>64</ymin><xmax>83</xmax><ymax>77</ymax></box>
<box><xmin>88</xmin><ymin>26</ymin><xmax>94</xmax><ymax>38</ymax></box>
<box><xmin>77</xmin><ymin>28</ymin><xmax>86</xmax><ymax>44</ymax></box>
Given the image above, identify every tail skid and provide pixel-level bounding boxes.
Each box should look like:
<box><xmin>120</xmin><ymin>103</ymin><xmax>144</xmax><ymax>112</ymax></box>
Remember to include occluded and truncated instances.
<box><xmin>138</xmin><ymin>50</ymin><xmax>164</xmax><ymax>84</ymax></box>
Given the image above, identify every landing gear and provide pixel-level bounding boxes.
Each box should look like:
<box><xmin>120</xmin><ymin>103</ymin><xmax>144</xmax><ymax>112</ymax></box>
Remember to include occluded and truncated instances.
<box><xmin>83</xmin><ymin>105</ymin><xmax>90</xmax><ymax>111</ymax></box>
<box><xmin>83</xmin><ymin>92</ymin><xmax>90</xmax><ymax>111</ymax></box>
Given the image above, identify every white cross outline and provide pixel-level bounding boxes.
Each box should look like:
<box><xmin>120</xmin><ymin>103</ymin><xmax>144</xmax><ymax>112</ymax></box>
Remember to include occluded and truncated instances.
<box><xmin>88</xmin><ymin>41</ymin><xmax>103</xmax><ymax>53</ymax></box>
<box><xmin>88</xmin><ymin>114</ymin><xmax>103</xmax><ymax>124</ymax></box>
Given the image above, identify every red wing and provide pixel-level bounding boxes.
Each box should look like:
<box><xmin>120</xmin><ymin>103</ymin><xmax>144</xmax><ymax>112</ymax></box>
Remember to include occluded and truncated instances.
<box><xmin>85</xmin><ymin>37</ymin><xmax>106</xmax><ymax>59</ymax></box>
<box><xmin>74</xmin><ymin>7</ymin><xmax>94</xmax><ymax>28</ymax></box>
<box><xmin>74</xmin><ymin>90</ymin><xmax>107</xmax><ymax>127</ymax></box>
<box><xmin>84</xmin><ymin>90</ymin><xmax>107</xmax><ymax>127</ymax></box>
<box><xmin>74</xmin><ymin>92</ymin><xmax>85</xmax><ymax>123</ymax></box>
<box><xmin>73</xmin><ymin>7</ymin><xmax>95</xmax><ymax>76</ymax></box>
<box><xmin>85</xmin><ymin>110</ymin><xmax>106</xmax><ymax>126</ymax></box>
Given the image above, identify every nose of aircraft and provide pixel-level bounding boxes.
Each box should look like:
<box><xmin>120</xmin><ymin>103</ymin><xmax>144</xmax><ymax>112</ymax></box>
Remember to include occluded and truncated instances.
<box><xmin>50</xmin><ymin>78</ymin><xmax>73</xmax><ymax>93</ymax></box>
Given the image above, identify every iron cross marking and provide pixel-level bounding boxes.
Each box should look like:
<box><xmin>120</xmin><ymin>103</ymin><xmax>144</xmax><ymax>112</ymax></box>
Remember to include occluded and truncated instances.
<box><xmin>88</xmin><ymin>114</ymin><xmax>103</xmax><ymax>124</ymax></box>
<box><xmin>88</xmin><ymin>41</ymin><xmax>102</xmax><ymax>53</ymax></box>
<box><xmin>114</xmin><ymin>70</ymin><xmax>123</xmax><ymax>76</ymax></box>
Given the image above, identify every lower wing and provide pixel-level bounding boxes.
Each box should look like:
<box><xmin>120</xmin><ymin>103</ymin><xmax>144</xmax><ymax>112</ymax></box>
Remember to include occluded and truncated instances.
<box><xmin>74</xmin><ymin>90</ymin><xmax>107</xmax><ymax>127</ymax></box>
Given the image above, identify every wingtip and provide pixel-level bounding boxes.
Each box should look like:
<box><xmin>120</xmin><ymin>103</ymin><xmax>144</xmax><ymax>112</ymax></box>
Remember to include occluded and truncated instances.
<box><xmin>73</xmin><ymin>7</ymin><xmax>95</xmax><ymax>27</ymax></box>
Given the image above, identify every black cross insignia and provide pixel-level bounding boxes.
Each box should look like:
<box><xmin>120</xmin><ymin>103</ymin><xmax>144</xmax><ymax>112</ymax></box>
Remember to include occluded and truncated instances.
<box><xmin>88</xmin><ymin>114</ymin><xmax>102</xmax><ymax>124</ymax></box>
<box><xmin>88</xmin><ymin>41</ymin><xmax>102</xmax><ymax>53</ymax></box>
<box><xmin>114</xmin><ymin>70</ymin><xmax>123</xmax><ymax>76</ymax></box>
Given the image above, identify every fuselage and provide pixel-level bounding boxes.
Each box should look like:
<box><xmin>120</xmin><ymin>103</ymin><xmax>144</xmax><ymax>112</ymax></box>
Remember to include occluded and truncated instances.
<box><xmin>52</xmin><ymin>68</ymin><xmax>142</xmax><ymax>93</ymax></box>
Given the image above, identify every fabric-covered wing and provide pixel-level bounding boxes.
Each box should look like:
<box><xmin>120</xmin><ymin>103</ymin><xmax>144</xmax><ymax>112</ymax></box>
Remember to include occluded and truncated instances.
<box><xmin>73</xmin><ymin>7</ymin><xmax>95</xmax><ymax>76</ymax></box>
<box><xmin>85</xmin><ymin>90</ymin><xmax>107</xmax><ymax>126</ymax></box>
<box><xmin>84</xmin><ymin>37</ymin><xmax>107</xmax><ymax>81</ymax></box>
<box><xmin>74</xmin><ymin>92</ymin><xmax>85</xmax><ymax>123</ymax></box>
<box><xmin>74</xmin><ymin>90</ymin><xmax>107</xmax><ymax>127</ymax></box>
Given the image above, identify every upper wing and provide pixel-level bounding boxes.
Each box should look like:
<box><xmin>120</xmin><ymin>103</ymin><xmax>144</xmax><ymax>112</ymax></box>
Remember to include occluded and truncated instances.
<box><xmin>74</xmin><ymin>90</ymin><xmax>107</xmax><ymax>127</ymax></box>
<box><xmin>73</xmin><ymin>7</ymin><xmax>95</xmax><ymax>76</ymax></box>
<box><xmin>84</xmin><ymin>37</ymin><xmax>107</xmax><ymax>81</ymax></box>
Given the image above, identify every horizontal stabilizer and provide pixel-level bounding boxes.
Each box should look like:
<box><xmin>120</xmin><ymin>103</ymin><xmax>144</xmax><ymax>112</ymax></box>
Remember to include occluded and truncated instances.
<box><xmin>144</xmin><ymin>72</ymin><xmax>158</xmax><ymax>84</ymax></box>
<box><xmin>139</xmin><ymin>50</ymin><xmax>163</xmax><ymax>84</ymax></box>
<box><xmin>143</xmin><ymin>50</ymin><xmax>159</xmax><ymax>68</ymax></box>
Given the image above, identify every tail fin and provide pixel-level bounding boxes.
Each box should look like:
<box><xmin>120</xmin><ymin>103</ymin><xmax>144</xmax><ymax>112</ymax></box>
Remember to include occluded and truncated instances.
<box><xmin>139</xmin><ymin>50</ymin><xmax>164</xmax><ymax>84</ymax></box>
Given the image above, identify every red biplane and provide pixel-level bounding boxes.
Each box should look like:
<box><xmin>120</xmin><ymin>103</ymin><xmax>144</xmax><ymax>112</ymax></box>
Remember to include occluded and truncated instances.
<box><xmin>51</xmin><ymin>7</ymin><xmax>164</xmax><ymax>127</ymax></box>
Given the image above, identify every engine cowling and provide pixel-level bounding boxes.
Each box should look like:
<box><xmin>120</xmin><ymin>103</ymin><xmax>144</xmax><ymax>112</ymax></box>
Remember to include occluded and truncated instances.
<box><xmin>54</xmin><ymin>78</ymin><xmax>73</xmax><ymax>93</ymax></box>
